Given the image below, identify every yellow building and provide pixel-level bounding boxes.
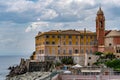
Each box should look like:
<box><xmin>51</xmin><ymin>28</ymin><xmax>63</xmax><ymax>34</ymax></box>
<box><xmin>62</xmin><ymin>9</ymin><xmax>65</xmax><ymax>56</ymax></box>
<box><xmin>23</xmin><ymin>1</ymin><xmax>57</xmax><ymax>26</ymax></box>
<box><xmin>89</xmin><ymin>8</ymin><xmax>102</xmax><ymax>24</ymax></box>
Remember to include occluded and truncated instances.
<box><xmin>32</xmin><ymin>7</ymin><xmax>116</xmax><ymax>66</ymax></box>
<box><xmin>34</xmin><ymin>29</ymin><xmax>98</xmax><ymax>66</ymax></box>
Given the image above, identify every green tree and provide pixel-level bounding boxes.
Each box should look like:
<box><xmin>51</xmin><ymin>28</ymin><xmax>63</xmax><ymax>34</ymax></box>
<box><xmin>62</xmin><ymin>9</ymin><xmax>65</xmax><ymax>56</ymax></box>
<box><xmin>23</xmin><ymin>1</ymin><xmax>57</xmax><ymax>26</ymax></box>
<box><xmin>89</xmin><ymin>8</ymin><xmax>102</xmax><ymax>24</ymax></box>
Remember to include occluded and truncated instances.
<box><xmin>105</xmin><ymin>59</ymin><xmax>120</xmax><ymax>71</ymax></box>
<box><xmin>94</xmin><ymin>52</ymin><xmax>103</xmax><ymax>56</ymax></box>
<box><xmin>61</xmin><ymin>57</ymin><xmax>73</xmax><ymax>65</ymax></box>
<box><xmin>55</xmin><ymin>62</ymin><xmax>61</xmax><ymax>66</ymax></box>
<box><xmin>105</xmin><ymin>53</ymin><xmax>116</xmax><ymax>60</ymax></box>
<box><xmin>94</xmin><ymin>52</ymin><xmax>104</xmax><ymax>63</ymax></box>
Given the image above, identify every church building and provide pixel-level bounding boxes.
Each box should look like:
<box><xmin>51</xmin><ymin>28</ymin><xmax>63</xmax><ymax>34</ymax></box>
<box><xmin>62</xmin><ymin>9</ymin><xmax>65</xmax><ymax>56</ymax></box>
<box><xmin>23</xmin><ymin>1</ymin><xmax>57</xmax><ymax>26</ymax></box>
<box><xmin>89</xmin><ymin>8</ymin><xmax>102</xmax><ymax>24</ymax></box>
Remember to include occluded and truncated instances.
<box><xmin>32</xmin><ymin>7</ymin><xmax>120</xmax><ymax>66</ymax></box>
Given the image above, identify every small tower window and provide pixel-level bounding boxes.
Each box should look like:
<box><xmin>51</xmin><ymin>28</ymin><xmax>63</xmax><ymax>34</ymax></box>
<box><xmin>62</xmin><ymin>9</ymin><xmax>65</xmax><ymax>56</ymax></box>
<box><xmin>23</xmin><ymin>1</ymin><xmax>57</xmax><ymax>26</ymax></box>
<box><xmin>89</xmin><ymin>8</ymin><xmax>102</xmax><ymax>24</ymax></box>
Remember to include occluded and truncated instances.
<box><xmin>100</xmin><ymin>21</ymin><xmax>102</xmax><ymax>28</ymax></box>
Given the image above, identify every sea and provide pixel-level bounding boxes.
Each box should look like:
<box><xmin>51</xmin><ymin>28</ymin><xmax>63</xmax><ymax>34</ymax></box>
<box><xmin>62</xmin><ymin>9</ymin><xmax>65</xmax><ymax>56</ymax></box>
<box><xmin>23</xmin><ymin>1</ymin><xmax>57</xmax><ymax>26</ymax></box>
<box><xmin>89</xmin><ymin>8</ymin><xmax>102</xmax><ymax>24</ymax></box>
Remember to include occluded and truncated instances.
<box><xmin>0</xmin><ymin>55</ymin><xmax>29</xmax><ymax>80</ymax></box>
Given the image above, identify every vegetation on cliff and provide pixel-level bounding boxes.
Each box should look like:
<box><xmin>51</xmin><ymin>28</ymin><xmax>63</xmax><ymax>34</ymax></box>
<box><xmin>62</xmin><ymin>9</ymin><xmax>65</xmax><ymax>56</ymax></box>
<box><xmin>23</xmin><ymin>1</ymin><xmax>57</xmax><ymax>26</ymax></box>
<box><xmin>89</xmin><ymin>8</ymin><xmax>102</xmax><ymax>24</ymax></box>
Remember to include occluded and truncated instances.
<box><xmin>94</xmin><ymin>52</ymin><xmax>120</xmax><ymax>71</ymax></box>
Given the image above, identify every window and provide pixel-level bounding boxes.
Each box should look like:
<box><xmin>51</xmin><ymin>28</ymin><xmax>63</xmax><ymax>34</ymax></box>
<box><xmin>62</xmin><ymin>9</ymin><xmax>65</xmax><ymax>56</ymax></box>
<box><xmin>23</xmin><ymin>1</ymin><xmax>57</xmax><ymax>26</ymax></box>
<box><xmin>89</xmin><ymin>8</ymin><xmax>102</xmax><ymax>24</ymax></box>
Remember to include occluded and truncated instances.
<box><xmin>69</xmin><ymin>50</ymin><xmax>72</xmax><ymax>54</ymax></box>
<box><xmin>43</xmin><ymin>42</ymin><xmax>45</xmax><ymax>45</ymax></box>
<box><xmin>58</xmin><ymin>50</ymin><xmax>60</xmax><ymax>54</ymax></box>
<box><xmin>52</xmin><ymin>48</ymin><xmax>55</xmax><ymax>54</ymax></box>
<box><xmin>63</xmin><ymin>50</ymin><xmax>65</xmax><ymax>54</ymax></box>
<box><xmin>109</xmin><ymin>43</ymin><xmax>112</xmax><ymax>46</ymax></box>
<box><xmin>90</xmin><ymin>50</ymin><xmax>92</xmax><ymax>54</ymax></box>
<box><xmin>58</xmin><ymin>35</ymin><xmax>60</xmax><ymax>38</ymax></box>
<box><xmin>46</xmin><ymin>35</ymin><xmax>49</xmax><ymax>38</ymax></box>
<box><xmin>89</xmin><ymin>57</ymin><xmax>91</xmax><ymax>59</ymax></box>
<box><xmin>64</xmin><ymin>35</ymin><xmax>66</xmax><ymax>38</ymax></box>
<box><xmin>86</xmin><ymin>42</ymin><xmax>88</xmax><ymax>45</ymax></box>
<box><xmin>52</xmin><ymin>42</ymin><xmax>55</xmax><ymax>45</ymax></box>
<box><xmin>86</xmin><ymin>49</ymin><xmax>88</xmax><ymax>53</ymax></box>
<box><xmin>81</xmin><ymin>35</ymin><xmax>83</xmax><ymax>39</ymax></box>
<box><xmin>81</xmin><ymin>42</ymin><xmax>83</xmax><ymax>45</ymax></box>
<box><xmin>42</xmin><ymin>50</ymin><xmax>44</xmax><ymax>54</ymax></box>
<box><xmin>81</xmin><ymin>49</ymin><xmax>84</xmax><ymax>53</ymax></box>
<box><xmin>100</xmin><ymin>21</ymin><xmax>102</xmax><ymax>28</ymax></box>
<box><xmin>69</xmin><ymin>41</ymin><xmax>72</xmax><ymax>45</ymax></box>
<box><xmin>46</xmin><ymin>41</ymin><xmax>49</xmax><ymax>45</ymax></box>
<box><xmin>75</xmin><ymin>49</ymin><xmax>78</xmax><ymax>53</ymax></box>
<box><xmin>86</xmin><ymin>36</ymin><xmax>88</xmax><ymax>39</ymax></box>
<box><xmin>36</xmin><ymin>44</ymin><xmax>38</xmax><ymax>46</ymax></box>
<box><xmin>39</xmin><ymin>50</ymin><xmax>41</xmax><ymax>54</ymax></box>
<box><xmin>36</xmin><ymin>37</ymin><xmax>39</xmax><ymax>40</ymax></box>
<box><xmin>76</xmin><ymin>42</ymin><xmax>78</xmax><ymax>45</ymax></box>
<box><xmin>52</xmin><ymin>35</ymin><xmax>55</xmax><ymax>38</ymax></box>
<box><xmin>88</xmin><ymin>63</ymin><xmax>90</xmax><ymax>66</ymax></box>
<box><xmin>90</xmin><ymin>36</ymin><xmax>92</xmax><ymax>39</ymax></box>
<box><xmin>76</xmin><ymin>36</ymin><xmax>78</xmax><ymax>39</ymax></box>
<box><xmin>46</xmin><ymin>48</ymin><xmax>49</xmax><ymax>54</ymax></box>
<box><xmin>69</xmin><ymin>35</ymin><xmax>72</xmax><ymax>39</ymax></box>
<box><xmin>63</xmin><ymin>42</ymin><xmax>66</xmax><ymax>45</ymax></box>
<box><xmin>90</xmin><ymin>42</ymin><xmax>93</xmax><ymax>45</ymax></box>
<box><xmin>117</xmin><ymin>50</ymin><xmax>119</xmax><ymax>53</ymax></box>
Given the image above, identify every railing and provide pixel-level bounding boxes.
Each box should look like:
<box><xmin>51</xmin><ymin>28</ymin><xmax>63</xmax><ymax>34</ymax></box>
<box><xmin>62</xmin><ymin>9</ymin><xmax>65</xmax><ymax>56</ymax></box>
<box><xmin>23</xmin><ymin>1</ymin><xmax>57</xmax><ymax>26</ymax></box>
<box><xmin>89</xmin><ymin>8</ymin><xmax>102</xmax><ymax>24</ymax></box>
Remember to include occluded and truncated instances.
<box><xmin>60</xmin><ymin>70</ymin><xmax>120</xmax><ymax>80</ymax></box>
<box><xmin>40</xmin><ymin>70</ymin><xmax>120</xmax><ymax>80</ymax></box>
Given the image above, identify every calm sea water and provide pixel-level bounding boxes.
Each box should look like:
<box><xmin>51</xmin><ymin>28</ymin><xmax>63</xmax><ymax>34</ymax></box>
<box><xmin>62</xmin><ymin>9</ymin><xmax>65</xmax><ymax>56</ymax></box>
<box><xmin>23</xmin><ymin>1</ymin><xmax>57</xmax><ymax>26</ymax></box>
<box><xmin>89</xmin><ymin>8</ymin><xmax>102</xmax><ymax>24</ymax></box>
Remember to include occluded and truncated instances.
<box><xmin>0</xmin><ymin>55</ymin><xmax>29</xmax><ymax>80</ymax></box>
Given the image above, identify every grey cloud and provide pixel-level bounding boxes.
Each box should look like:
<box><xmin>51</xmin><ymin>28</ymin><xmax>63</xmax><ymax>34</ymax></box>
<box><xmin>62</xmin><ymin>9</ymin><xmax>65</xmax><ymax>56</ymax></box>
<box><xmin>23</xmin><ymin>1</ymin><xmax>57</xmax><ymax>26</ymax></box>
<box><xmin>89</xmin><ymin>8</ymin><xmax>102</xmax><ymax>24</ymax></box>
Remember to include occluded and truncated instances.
<box><xmin>0</xmin><ymin>0</ymin><xmax>120</xmax><ymax>55</ymax></box>
<box><xmin>0</xmin><ymin>0</ymin><xmax>97</xmax><ymax>24</ymax></box>
<box><xmin>109</xmin><ymin>7</ymin><xmax>120</xmax><ymax>17</ymax></box>
<box><xmin>0</xmin><ymin>0</ymin><xmax>119</xmax><ymax>24</ymax></box>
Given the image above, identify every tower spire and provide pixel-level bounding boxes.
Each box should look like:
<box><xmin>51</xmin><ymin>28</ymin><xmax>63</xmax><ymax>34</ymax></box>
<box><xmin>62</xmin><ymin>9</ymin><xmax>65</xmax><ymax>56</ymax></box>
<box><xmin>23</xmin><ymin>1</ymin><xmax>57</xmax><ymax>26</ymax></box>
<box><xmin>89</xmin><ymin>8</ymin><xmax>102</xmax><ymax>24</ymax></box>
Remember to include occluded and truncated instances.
<box><xmin>97</xmin><ymin>5</ymin><xmax>104</xmax><ymax>15</ymax></box>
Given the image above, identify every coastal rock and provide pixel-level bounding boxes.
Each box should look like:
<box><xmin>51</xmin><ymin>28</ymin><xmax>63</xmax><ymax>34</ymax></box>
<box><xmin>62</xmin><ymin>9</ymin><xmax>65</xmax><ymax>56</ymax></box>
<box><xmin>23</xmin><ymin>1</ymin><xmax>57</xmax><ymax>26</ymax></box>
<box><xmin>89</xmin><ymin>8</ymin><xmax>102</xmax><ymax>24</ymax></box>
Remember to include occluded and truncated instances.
<box><xmin>7</xmin><ymin>58</ymin><xmax>53</xmax><ymax>77</ymax></box>
<box><xmin>6</xmin><ymin>72</ymin><xmax>51</xmax><ymax>80</ymax></box>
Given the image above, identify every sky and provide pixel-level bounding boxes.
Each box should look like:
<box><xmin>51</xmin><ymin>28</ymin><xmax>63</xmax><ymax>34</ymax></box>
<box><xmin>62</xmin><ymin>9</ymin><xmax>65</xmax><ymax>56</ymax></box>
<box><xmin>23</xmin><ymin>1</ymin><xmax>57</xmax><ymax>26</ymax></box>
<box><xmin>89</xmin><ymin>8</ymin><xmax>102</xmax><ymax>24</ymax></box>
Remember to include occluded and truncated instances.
<box><xmin>0</xmin><ymin>0</ymin><xmax>120</xmax><ymax>56</ymax></box>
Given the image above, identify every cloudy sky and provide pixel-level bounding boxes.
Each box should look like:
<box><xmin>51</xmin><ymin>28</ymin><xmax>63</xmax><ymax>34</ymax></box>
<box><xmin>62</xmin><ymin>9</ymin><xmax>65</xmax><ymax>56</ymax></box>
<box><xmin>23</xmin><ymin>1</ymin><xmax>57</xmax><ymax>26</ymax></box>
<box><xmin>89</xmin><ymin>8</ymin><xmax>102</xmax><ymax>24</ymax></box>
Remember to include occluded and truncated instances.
<box><xmin>0</xmin><ymin>0</ymin><xmax>120</xmax><ymax>55</ymax></box>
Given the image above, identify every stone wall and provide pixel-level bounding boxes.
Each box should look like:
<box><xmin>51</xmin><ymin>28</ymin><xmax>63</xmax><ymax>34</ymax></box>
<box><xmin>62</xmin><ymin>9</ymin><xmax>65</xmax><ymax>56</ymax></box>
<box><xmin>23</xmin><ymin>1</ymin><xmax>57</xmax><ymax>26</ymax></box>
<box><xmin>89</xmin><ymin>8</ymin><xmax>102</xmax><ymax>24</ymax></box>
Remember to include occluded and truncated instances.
<box><xmin>7</xmin><ymin>58</ymin><xmax>53</xmax><ymax>77</ymax></box>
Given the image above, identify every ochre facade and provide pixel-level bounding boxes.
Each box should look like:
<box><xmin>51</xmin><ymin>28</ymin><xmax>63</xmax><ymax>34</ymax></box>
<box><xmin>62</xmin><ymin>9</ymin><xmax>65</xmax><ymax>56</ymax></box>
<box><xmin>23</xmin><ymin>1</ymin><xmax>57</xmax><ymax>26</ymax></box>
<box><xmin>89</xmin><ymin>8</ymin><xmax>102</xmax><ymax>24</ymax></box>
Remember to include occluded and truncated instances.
<box><xmin>32</xmin><ymin>7</ymin><xmax>120</xmax><ymax>66</ymax></box>
<box><xmin>35</xmin><ymin>30</ymin><xmax>98</xmax><ymax>65</ymax></box>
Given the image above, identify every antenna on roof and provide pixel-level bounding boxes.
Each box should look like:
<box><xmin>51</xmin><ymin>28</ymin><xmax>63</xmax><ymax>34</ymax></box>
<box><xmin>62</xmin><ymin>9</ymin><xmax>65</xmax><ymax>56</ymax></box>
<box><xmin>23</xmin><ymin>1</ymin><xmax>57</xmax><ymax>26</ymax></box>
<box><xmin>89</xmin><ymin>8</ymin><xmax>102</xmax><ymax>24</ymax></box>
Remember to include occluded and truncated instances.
<box><xmin>99</xmin><ymin>3</ymin><xmax>101</xmax><ymax>9</ymax></box>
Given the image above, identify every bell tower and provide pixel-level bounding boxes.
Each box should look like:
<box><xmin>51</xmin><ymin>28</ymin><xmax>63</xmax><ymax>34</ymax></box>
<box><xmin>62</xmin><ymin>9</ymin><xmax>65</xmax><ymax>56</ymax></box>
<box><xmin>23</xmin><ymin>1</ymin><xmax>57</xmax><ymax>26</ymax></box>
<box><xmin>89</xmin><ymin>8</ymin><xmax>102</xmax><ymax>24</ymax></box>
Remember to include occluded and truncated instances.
<box><xmin>96</xmin><ymin>7</ymin><xmax>105</xmax><ymax>46</ymax></box>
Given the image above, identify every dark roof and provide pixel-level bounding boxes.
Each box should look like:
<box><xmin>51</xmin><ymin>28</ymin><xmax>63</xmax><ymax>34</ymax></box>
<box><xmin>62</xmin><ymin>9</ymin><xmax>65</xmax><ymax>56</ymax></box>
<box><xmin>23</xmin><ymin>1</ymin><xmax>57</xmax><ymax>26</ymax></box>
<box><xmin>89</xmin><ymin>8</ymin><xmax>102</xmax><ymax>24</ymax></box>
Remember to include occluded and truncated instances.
<box><xmin>97</xmin><ymin>7</ymin><xmax>104</xmax><ymax>15</ymax></box>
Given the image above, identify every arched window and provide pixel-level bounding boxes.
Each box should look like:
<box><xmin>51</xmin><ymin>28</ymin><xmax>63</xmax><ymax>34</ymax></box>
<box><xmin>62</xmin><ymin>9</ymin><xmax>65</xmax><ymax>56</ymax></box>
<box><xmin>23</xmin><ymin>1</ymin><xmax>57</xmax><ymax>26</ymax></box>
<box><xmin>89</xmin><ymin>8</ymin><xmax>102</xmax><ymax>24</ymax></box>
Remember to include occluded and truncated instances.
<box><xmin>75</xmin><ymin>49</ymin><xmax>78</xmax><ymax>53</ymax></box>
<box><xmin>100</xmin><ymin>21</ymin><xmax>102</xmax><ymax>28</ymax></box>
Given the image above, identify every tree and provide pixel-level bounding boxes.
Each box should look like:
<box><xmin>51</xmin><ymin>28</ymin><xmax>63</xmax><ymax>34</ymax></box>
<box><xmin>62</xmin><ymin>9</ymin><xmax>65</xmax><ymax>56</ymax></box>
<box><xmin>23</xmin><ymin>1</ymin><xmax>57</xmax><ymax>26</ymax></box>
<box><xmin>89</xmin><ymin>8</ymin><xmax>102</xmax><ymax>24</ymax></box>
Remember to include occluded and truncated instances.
<box><xmin>55</xmin><ymin>62</ymin><xmax>61</xmax><ymax>67</ymax></box>
<box><xmin>105</xmin><ymin>59</ymin><xmax>120</xmax><ymax>71</ymax></box>
<box><xmin>94</xmin><ymin>52</ymin><xmax>118</xmax><ymax>69</ymax></box>
<box><xmin>61</xmin><ymin>57</ymin><xmax>73</xmax><ymax>65</ymax></box>
<box><xmin>94</xmin><ymin>52</ymin><xmax>104</xmax><ymax>63</ymax></box>
<box><xmin>94</xmin><ymin>52</ymin><xmax>103</xmax><ymax>56</ymax></box>
<box><xmin>105</xmin><ymin>53</ymin><xmax>116</xmax><ymax>60</ymax></box>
